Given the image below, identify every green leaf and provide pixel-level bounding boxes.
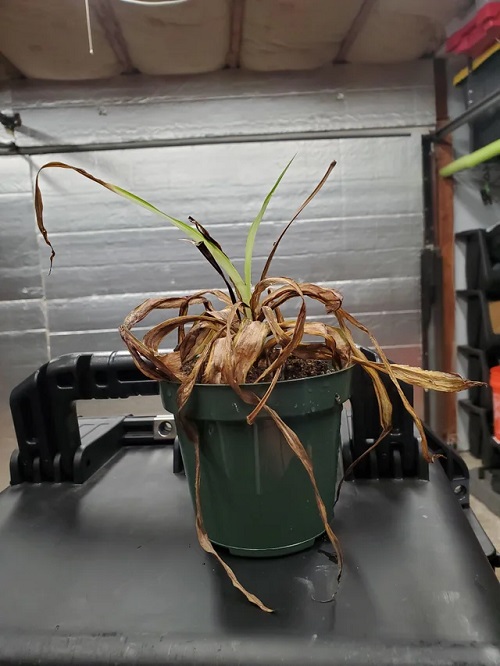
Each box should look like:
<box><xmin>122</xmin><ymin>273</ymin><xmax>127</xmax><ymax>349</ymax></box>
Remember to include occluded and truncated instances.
<box><xmin>260</xmin><ymin>161</ymin><xmax>336</xmax><ymax>282</ymax></box>
<box><xmin>108</xmin><ymin>184</ymin><xmax>247</xmax><ymax>299</ymax></box>
<box><xmin>243</xmin><ymin>157</ymin><xmax>294</xmax><ymax>292</ymax></box>
<box><xmin>35</xmin><ymin>162</ymin><xmax>247</xmax><ymax>301</ymax></box>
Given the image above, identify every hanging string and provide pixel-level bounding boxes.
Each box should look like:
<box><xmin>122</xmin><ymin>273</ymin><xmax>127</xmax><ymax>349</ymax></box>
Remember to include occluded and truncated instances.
<box><xmin>85</xmin><ymin>0</ymin><xmax>94</xmax><ymax>54</ymax></box>
<box><xmin>82</xmin><ymin>0</ymin><xmax>188</xmax><ymax>57</ymax></box>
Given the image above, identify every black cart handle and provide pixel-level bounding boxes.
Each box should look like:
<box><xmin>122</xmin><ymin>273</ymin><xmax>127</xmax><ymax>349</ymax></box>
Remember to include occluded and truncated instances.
<box><xmin>10</xmin><ymin>352</ymin><xmax>158</xmax><ymax>484</ymax></box>
<box><xmin>10</xmin><ymin>348</ymin><xmax>466</xmax><ymax>490</ymax></box>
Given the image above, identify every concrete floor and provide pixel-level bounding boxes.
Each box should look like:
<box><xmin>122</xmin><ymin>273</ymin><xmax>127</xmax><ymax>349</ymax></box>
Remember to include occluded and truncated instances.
<box><xmin>1</xmin><ymin>410</ymin><xmax>500</xmax><ymax>580</ymax></box>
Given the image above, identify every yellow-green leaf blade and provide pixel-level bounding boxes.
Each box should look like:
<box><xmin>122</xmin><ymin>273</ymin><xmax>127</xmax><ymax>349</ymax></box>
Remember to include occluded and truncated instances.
<box><xmin>243</xmin><ymin>157</ymin><xmax>294</xmax><ymax>291</ymax></box>
<box><xmin>35</xmin><ymin>162</ymin><xmax>246</xmax><ymax>300</ymax></box>
<box><xmin>108</xmin><ymin>184</ymin><xmax>246</xmax><ymax>298</ymax></box>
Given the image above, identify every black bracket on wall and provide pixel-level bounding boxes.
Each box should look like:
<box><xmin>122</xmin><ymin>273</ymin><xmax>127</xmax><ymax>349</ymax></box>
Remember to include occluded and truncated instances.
<box><xmin>0</xmin><ymin>111</ymin><xmax>21</xmax><ymax>133</ymax></box>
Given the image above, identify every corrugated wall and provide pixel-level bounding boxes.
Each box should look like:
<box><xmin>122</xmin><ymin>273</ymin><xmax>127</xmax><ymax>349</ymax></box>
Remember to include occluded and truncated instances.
<box><xmin>36</xmin><ymin>137</ymin><xmax>424</xmax><ymax>355</ymax></box>
<box><xmin>0</xmin><ymin>62</ymin><xmax>435</xmax><ymax>476</ymax></box>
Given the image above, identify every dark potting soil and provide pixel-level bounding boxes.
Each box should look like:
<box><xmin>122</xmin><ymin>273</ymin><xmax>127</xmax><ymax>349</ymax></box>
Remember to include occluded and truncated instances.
<box><xmin>182</xmin><ymin>356</ymin><xmax>331</xmax><ymax>383</ymax></box>
<box><xmin>246</xmin><ymin>356</ymin><xmax>330</xmax><ymax>382</ymax></box>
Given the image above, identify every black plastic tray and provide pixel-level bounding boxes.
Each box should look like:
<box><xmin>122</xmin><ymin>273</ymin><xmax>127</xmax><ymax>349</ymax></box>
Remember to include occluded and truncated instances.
<box><xmin>0</xmin><ymin>444</ymin><xmax>499</xmax><ymax>665</ymax></box>
<box><xmin>1</xmin><ymin>351</ymin><xmax>499</xmax><ymax>665</ymax></box>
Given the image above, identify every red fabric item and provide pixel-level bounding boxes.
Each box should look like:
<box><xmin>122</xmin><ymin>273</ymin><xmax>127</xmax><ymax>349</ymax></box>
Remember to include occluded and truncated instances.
<box><xmin>490</xmin><ymin>365</ymin><xmax>500</xmax><ymax>440</ymax></box>
<box><xmin>446</xmin><ymin>2</ymin><xmax>500</xmax><ymax>58</ymax></box>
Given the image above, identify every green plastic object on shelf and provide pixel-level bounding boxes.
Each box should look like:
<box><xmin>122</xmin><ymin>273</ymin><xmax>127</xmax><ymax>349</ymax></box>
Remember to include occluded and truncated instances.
<box><xmin>440</xmin><ymin>139</ymin><xmax>500</xmax><ymax>177</ymax></box>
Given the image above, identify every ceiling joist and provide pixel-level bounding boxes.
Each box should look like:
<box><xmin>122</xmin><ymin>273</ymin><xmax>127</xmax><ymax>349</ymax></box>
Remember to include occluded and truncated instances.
<box><xmin>92</xmin><ymin>0</ymin><xmax>135</xmax><ymax>74</ymax></box>
<box><xmin>226</xmin><ymin>0</ymin><xmax>245</xmax><ymax>69</ymax></box>
<box><xmin>334</xmin><ymin>0</ymin><xmax>377</xmax><ymax>64</ymax></box>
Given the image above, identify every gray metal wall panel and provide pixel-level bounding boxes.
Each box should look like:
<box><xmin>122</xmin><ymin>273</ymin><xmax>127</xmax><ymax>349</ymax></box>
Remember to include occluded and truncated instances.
<box><xmin>314</xmin><ymin>312</ymin><xmax>421</xmax><ymax>348</ymax></box>
<box><xmin>0</xmin><ymin>329</ymin><xmax>49</xmax><ymax>490</ymax></box>
<box><xmin>0</xmin><ymin>194</ymin><xmax>44</xmax><ymax>301</ymax></box>
<box><xmin>47</xmin><ymin>277</ymin><xmax>420</xmax><ymax>333</ymax></box>
<box><xmin>0</xmin><ymin>331</ymin><xmax>48</xmax><ymax>403</ymax></box>
<box><xmin>0</xmin><ymin>154</ymin><xmax>48</xmax><ymax>462</ymax></box>
<box><xmin>41</xmin><ymin>214</ymin><xmax>421</xmax><ymax>264</ymax></box>
<box><xmin>0</xmin><ymin>300</ymin><xmax>45</xmax><ymax>333</ymax></box>
<box><xmin>0</xmin><ymin>155</ymin><xmax>32</xmax><ymax>194</ymax></box>
<box><xmin>11</xmin><ymin>62</ymin><xmax>434</xmax><ymax>108</ymax></box>
<box><xmin>49</xmin><ymin>330</ymin><xmax>126</xmax><ymax>357</ymax></box>
<box><xmin>11</xmin><ymin>62</ymin><xmax>434</xmax><ymax>149</ymax></box>
<box><xmin>33</xmin><ymin>138</ymin><xmax>423</xmax><ymax>233</ymax></box>
<box><xmin>0</xmin><ymin>154</ymin><xmax>43</xmax><ymax>303</ymax></box>
<box><xmin>37</xmin><ymin>132</ymin><xmax>424</xmax><ymax>356</ymax></box>
<box><xmin>0</xmin><ymin>64</ymin><xmax>431</xmax><ymax>438</ymax></box>
<box><xmin>42</xmin><ymin>216</ymin><xmax>421</xmax><ymax>270</ymax></box>
<box><xmin>42</xmin><ymin>246</ymin><xmax>419</xmax><ymax>300</ymax></box>
<box><xmin>49</xmin><ymin>310</ymin><xmax>421</xmax><ymax>358</ymax></box>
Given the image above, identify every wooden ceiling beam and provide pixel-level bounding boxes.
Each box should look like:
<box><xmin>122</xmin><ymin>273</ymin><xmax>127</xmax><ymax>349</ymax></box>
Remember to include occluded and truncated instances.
<box><xmin>92</xmin><ymin>0</ymin><xmax>136</xmax><ymax>74</ymax></box>
<box><xmin>226</xmin><ymin>0</ymin><xmax>245</xmax><ymax>69</ymax></box>
<box><xmin>334</xmin><ymin>0</ymin><xmax>377</xmax><ymax>64</ymax></box>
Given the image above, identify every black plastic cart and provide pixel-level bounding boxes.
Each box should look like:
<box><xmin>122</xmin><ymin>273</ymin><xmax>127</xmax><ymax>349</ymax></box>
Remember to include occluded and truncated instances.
<box><xmin>1</xmin><ymin>350</ymin><xmax>500</xmax><ymax>665</ymax></box>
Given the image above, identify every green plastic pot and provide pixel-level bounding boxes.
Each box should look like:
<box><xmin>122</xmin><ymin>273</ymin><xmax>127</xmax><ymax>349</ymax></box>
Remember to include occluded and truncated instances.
<box><xmin>161</xmin><ymin>365</ymin><xmax>353</xmax><ymax>557</ymax></box>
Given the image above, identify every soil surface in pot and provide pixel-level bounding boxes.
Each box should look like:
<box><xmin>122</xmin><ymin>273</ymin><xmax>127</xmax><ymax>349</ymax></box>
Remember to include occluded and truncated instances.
<box><xmin>247</xmin><ymin>356</ymin><xmax>331</xmax><ymax>382</ymax></box>
<box><xmin>182</xmin><ymin>355</ymin><xmax>334</xmax><ymax>382</ymax></box>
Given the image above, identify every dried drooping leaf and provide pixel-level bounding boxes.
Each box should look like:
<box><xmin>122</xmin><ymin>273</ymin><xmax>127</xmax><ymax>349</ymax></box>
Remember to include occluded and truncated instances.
<box><xmin>262</xmin><ymin>403</ymin><xmax>344</xmax><ymax>593</ymax></box>
<box><xmin>251</xmin><ymin>280</ymin><xmax>307</xmax><ymax>388</ymax></box>
<box><xmin>338</xmin><ymin>307</ymin><xmax>474</xmax><ymax>464</ymax></box>
<box><xmin>118</xmin><ymin>275</ymin><xmax>476</xmax><ymax>612</ymax></box>
<box><xmin>202</xmin><ymin>337</ymin><xmax>229</xmax><ymax>384</ymax></box>
<box><xmin>260</xmin><ymin>161</ymin><xmax>337</xmax><ymax>282</ymax></box>
<box><xmin>178</xmin><ymin>322</ymin><xmax>220</xmax><ymax>365</ymax></box>
<box><xmin>144</xmin><ymin>314</ymin><xmax>222</xmax><ymax>353</ymax></box>
<box><xmin>295</xmin><ymin>321</ymin><xmax>349</xmax><ymax>369</ymax></box>
<box><xmin>355</xmin><ymin>358</ymin><xmax>484</xmax><ymax>392</ymax></box>
<box><xmin>291</xmin><ymin>343</ymin><xmax>336</xmax><ymax>360</ymax></box>
<box><xmin>36</xmin><ymin>155</ymin><xmax>479</xmax><ymax>613</ymax></box>
<box><xmin>189</xmin><ymin>216</ymin><xmax>223</xmax><ymax>251</ymax></box>
<box><xmin>217</xmin><ymin>305</ymin><xmax>343</xmax><ymax>603</ymax></box>
<box><xmin>190</xmin><ymin>239</ymin><xmax>239</xmax><ymax>306</ymax></box>
<box><xmin>338</xmin><ymin>355</ymin><xmax>484</xmax><ymax>485</ymax></box>
<box><xmin>231</xmin><ymin>319</ymin><xmax>270</xmax><ymax>385</ymax></box>
<box><xmin>35</xmin><ymin>162</ymin><xmax>247</xmax><ymax>299</ymax></box>
<box><xmin>252</xmin><ymin>280</ymin><xmax>343</xmax><ymax>318</ymax></box>
<box><xmin>261</xmin><ymin>305</ymin><xmax>289</xmax><ymax>346</ymax></box>
<box><xmin>189</xmin><ymin>416</ymin><xmax>273</xmax><ymax>613</ymax></box>
<box><xmin>177</xmin><ymin>344</ymin><xmax>215</xmax><ymax>413</ymax></box>
<box><xmin>334</xmin><ymin>318</ymin><xmax>393</xmax><ymax>431</ymax></box>
<box><xmin>119</xmin><ymin>292</ymin><xmax>230</xmax><ymax>382</ymax></box>
<box><xmin>246</xmin><ymin>284</ymin><xmax>307</xmax><ymax>419</ymax></box>
<box><xmin>35</xmin><ymin>162</ymin><xmax>112</xmax><ymax>269</ymax></box>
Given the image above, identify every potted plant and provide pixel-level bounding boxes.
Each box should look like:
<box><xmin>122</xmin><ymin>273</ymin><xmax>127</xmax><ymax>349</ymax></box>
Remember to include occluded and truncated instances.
<box><xmin>35</xmin><ymin>159</ymin><xmax>477</xmax><ymax>613</ymax></box>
